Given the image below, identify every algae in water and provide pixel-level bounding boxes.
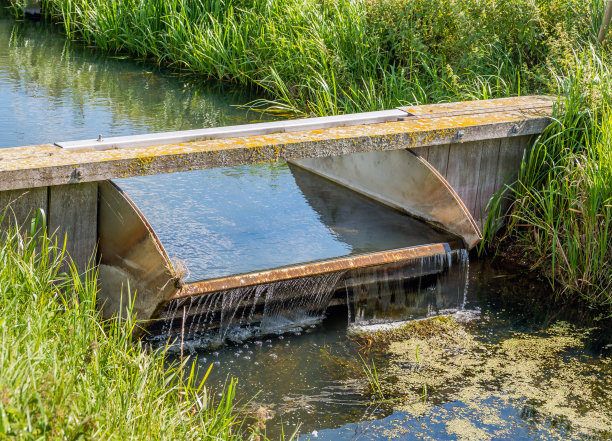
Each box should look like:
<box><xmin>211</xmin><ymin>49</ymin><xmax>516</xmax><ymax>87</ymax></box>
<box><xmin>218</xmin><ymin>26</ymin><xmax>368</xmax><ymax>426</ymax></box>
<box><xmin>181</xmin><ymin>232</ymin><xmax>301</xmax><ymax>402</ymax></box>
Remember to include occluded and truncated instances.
<box><xmin>351</xmin><ymin>317</ymin><xmax>611</xmax><ymax>439</ymax></box>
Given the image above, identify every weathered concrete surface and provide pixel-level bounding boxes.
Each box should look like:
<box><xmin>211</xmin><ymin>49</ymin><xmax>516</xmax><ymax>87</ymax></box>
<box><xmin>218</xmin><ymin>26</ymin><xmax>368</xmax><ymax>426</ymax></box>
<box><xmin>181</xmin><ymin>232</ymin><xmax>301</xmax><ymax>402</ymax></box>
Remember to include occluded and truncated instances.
<box><xmin>0</xmin><ymin>96</ymin><xmax>554</xmax><ymax>192</ymax></box>
<box><xmin>56</xmin><ymin>109</ymin><xmax>408</xmax><ymax>151</ymax></box>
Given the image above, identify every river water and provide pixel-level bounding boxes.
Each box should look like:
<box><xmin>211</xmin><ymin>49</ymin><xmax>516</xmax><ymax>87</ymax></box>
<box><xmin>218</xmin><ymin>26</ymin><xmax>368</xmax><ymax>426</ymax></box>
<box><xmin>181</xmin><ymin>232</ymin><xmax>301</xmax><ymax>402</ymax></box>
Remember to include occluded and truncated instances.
<box><xmin>1</xmin><ymin>15</ymin><xmax>610</xmax><ymax>440</ymax></box>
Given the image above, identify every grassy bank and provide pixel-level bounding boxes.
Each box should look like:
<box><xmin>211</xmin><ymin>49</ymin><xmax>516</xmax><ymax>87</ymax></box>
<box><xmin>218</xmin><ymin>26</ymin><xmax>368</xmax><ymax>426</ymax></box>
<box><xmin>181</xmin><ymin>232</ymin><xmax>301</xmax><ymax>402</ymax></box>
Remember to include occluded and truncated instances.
<box><xmin>0</xmin><ymin>222</ymin><xmax>249</xmax><ymax>440</ymax></box>
<box><xmin>2</xmin><ymin>0</ymin><xmax>610</xmax><ymax>308</ymax></box>
<box><xmin>2</xmin><ymin>0</ymin><xmax>607</xmax><ymax>114</ymax></box>
<box><xmin>493</xmin><ymin>48</ymin><xmax>612</xmax><ymax>312</ymax></box>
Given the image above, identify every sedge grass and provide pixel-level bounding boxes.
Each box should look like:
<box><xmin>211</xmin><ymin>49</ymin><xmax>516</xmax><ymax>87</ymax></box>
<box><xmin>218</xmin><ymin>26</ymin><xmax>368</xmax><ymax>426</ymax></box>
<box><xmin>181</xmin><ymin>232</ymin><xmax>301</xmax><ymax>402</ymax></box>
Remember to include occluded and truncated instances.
<box><xmin>485</xmin><ymin>47</ymin><xmax>612</xmax><ymax>313</ymax></box>
<box><xmin>2</xmin><ymin>0</ymin><xmax>608</xmax><ymax>116</ymax></box>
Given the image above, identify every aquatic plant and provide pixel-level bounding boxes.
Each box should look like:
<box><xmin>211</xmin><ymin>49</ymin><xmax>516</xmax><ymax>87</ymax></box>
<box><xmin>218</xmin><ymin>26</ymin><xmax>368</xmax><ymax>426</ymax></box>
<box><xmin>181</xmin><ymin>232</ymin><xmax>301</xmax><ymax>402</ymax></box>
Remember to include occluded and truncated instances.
<box><xmin>379</xmin><ymin>318</ymin><xmax>612</xmax><ymax>439</ymax></box>
<box><xmin>0</xmin><ymin>216</ymin><xmax>249</xmax><ymax>440</ymax></box>
<box><xmin>360</xmin><ymin>356</ymin><xmax>386</xmax><ymax>402</ymax></box>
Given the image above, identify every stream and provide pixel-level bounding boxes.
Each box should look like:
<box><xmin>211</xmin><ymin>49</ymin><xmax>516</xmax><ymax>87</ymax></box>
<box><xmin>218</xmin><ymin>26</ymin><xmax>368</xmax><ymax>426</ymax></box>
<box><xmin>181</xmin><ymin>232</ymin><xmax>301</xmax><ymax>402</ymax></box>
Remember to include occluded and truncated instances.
<box><xmin>1</xmin><ymin>14</ymin><xmax>610</xmax><ymax>440</ymax></box>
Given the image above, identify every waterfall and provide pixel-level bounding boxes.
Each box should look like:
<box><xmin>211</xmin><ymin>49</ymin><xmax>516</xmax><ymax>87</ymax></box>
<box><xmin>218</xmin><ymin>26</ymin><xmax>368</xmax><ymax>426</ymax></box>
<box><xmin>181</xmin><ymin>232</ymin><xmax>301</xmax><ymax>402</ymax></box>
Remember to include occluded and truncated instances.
<box><xmin>151</xmin><ymin>246</ymin><xmax>471</xmax><ymax>350</ymax></box>
<box><xmin>156</xmin><ymin>271</ymin><xmax>344</xmax><ymax>348</ymax></box>
<box><xmin>346</xmin><ymin>248</ymin><xmax>470</xmax><ymax>328</ymax></box>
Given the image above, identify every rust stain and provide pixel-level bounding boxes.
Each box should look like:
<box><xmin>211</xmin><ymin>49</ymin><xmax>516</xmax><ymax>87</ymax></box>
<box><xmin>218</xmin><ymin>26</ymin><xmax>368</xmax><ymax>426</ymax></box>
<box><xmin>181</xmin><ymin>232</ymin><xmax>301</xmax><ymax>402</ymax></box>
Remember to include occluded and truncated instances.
<box><xmin>174</xmin><ymin>243</ymin><xmax>449</xmax><ymax>299</ymax></box>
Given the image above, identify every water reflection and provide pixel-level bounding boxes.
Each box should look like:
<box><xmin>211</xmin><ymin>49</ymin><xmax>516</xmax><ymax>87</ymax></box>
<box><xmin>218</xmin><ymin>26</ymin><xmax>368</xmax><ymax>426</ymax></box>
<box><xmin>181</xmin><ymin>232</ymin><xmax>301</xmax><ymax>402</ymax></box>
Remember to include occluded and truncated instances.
<box><xmin>0</xmin><ymin>15</ymin><xmax>261</xmax><ymax>149</ymax></box>
<box><xmin>121</xmin><ymin>163</ymin><xmax>453</xmax><ymax>282</ymax></box>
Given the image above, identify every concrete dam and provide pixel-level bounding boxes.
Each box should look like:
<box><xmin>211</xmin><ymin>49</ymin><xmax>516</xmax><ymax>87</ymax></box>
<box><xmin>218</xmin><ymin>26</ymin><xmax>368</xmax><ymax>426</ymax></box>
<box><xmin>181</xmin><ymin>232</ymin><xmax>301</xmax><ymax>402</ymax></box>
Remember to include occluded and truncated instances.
<box><xmin>0</xmin><ymin>96</ymin><xmax>555</xmax><ymax>336</ymax></box>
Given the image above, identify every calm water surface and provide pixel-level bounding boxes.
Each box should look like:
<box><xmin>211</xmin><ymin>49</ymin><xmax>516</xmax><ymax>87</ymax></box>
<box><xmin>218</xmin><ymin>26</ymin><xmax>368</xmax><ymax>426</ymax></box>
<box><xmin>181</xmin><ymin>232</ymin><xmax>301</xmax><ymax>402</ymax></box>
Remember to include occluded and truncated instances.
<box><xmin>1</xmin><ymin>15</ymin><xmax>610</xmax><ymax>441</ymax></box>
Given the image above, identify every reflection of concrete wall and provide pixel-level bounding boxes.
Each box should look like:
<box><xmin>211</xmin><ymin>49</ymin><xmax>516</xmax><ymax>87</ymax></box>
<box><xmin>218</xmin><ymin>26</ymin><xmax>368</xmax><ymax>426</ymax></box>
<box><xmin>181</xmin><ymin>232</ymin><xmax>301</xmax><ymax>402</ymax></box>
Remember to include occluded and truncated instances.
<box><xmin>289</xmin><ymin>164</ymin><xmax>453</xmax><ymax>253</ymax></box>
<box><xmin>24</xmin><ymin>1</ymin><xmax>41</xmax><ymax>14</ymax></box>
<box><xmin>291</xmin><ymin>135</ymin><xmax>532</xmax><ymax>249</ymax></box>
<box><xmin>291</xmin><ymin>149</ymin><xmax>481</xmax><ymax>248</ymax></box>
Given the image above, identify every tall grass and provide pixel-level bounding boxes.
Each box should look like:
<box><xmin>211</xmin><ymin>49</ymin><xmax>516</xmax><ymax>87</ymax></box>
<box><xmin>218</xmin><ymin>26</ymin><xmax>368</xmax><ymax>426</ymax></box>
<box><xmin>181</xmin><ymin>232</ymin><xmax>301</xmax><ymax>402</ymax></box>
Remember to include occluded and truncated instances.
<box><xmin>0</xmin><ymin>218</ymin><xmax>249</xmax><ymax>440</ymax></box>
<box><xmin>3</xmin><ymin>0</ymin><xmax>607</xmax><ymax>115</ymax></box>
<box><xmin>491</xmin><ymin>48</ymin><xmax>612</xmax><ymax>312</ymax></box>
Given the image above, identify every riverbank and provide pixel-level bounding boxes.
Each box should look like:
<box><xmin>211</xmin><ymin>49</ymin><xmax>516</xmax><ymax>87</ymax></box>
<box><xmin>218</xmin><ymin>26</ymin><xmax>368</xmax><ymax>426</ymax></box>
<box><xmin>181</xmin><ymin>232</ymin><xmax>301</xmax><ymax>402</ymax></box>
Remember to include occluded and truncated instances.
<box><xmin>1</xmin><ymin>0</ymin><xmax>605</xmax><ymax>115</ymax></box>
<box><xmin>487</xmin><ymin>49</ymin><xmax>612</xmax><ymax>313</ymax></box>
<box><xmin>0</xmin><ymin>223</ymin><xmax>253</xmax><ymax>440</ymax></box>
<box><xmin>2</xmin><ymin>0</ymin><xmax>611</xmax><ymax>310</ymax></box>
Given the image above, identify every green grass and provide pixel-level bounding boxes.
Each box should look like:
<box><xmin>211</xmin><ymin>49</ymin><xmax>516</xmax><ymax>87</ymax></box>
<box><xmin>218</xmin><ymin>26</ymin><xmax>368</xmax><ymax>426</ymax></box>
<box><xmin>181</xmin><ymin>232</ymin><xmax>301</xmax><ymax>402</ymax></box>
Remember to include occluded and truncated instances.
<box><xmin>0</xmin><ymin>218</ymin><xmax>252</xmax><ymax>440</ymax></box>
<box><xmin>490</xmin><ymin>47</ymin><xmax>612</xmax><ymax>312</ymax></box>
<box><xmin>2</xmin><ymin>0</ymin><xmax>608</xmax><ymax>115</ymax></box>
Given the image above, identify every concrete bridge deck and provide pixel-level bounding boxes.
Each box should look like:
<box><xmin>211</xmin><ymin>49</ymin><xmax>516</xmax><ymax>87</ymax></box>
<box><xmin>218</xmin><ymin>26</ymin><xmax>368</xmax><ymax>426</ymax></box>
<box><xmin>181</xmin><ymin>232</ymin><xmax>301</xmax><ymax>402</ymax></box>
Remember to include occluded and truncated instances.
<box><xmin>0</xmin><ymin>96</ymin><xmax>553</xmax><ymax>191</ymax></box>
<box><xmin>0</xmin><ymin>96</ymin><xmax>556</xmax><ymax>329</ymax></box>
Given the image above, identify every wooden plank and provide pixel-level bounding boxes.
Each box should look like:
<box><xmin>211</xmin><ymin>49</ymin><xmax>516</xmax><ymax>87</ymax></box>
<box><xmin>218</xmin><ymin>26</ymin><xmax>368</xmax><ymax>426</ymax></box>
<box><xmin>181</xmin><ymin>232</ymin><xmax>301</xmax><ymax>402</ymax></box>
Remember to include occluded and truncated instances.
<box><xmin>496</xmin><ymin>136</ymin><xmax>530</xmax><ymax>215</ymax></box>
<box><xmin>444</xmin><ymin>141</ymin><xmax>484</xmax><ymax>220</ymax></box>
<box><xmin>425</xmin><ymin>143</ymin><xmax>451</xmax><ymax>177</ymax></box>
<box><xmin>48</xmin><ymin>183</ymin><xmax>98</xmax><ymax>271</ymax></box>
<box><xmin>0</xmin><ymin>101</ymin><xmax>553</xmax><ymax>192</ymax></box>
<box><xmin>412</xmin><ymin>146</ymin><xmax>430</xmax><ymax>161</ymax></box>
<box><xmin>474</xmin><ymin>138</ymin><xmax>502</xmax><ymax>225</ymax></box>
<box><xmin>0</xmin><ymin>187</ymin><xmax>48</xmax><ymax>232</ymax></box>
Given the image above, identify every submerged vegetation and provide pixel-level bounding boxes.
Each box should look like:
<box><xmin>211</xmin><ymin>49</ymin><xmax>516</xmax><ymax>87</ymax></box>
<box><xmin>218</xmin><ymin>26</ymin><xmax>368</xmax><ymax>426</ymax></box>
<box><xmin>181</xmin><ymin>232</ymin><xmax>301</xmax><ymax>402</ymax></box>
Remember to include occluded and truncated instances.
<box><xmin>0</xmin><ymin>221</ymin><xmax>251</xmax><ymax>440</ymax></box>
<box><xmin>350</xmin><ymin>316</ymin><xmax>612</xmax><ymax>440</ymax></box>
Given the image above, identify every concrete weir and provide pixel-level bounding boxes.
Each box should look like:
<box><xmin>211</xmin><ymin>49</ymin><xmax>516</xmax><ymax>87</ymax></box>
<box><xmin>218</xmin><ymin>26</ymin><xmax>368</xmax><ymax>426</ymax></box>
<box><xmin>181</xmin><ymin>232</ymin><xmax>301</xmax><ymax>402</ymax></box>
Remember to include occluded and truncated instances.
<box><xmin>0</xmin><ymin>96</ymin><xmax>555</xmax><ymax>330</ymax></box>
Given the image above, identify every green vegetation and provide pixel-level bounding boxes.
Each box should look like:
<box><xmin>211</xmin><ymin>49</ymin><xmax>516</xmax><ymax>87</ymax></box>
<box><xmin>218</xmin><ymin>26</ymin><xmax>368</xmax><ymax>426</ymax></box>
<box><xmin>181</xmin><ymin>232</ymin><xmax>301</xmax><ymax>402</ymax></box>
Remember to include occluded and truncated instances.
<box><xmin>350</xmin><ymin>317</ymin><xmax>612</xmax><ymax>439</ymax></box>
<box><xmin>1</xmin><ymin>0</ymin><xmax>606</xmax><ymax>114</ymax></box>
<box><xmin>493</xmin><ymin>49</ymin><xmax>612</xmax><ymax>312</ymax></box>
<box><xmin>0</xmin><ymin>219</ymin><xmax>250</xmax><ymax>440</ymax></box>
<box><xmin>1</xmin><ymin>0</ymin><xmax>610</xmax><ymax>306</ymax></box>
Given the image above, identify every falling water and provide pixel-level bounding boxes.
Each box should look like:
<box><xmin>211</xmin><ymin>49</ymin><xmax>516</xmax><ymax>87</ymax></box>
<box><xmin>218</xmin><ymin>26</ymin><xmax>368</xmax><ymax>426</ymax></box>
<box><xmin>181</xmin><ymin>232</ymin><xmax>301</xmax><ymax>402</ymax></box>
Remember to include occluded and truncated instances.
<box><xmin>346</xmin><ymin>248</ymin><xmax>470</xmax><ymax>328</ymax></box>
<box><xmin>150</xmin><ymin>246</ymin><xmax>471</xmax><ymax>350</ymax></box>
<box><xmin>155</xmin><ymin>271</ymin><xmax>345</xmax><ymax>349</ymax></box>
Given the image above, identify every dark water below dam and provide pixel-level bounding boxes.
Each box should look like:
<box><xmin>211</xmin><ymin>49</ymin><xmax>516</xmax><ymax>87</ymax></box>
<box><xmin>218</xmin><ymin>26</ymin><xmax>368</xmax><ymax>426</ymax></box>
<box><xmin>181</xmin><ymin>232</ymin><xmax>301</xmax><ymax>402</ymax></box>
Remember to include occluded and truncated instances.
<box><xmin>1</xmin><ymin>15</ymin><xmax>610</xmax><ymax>440</ymax></box>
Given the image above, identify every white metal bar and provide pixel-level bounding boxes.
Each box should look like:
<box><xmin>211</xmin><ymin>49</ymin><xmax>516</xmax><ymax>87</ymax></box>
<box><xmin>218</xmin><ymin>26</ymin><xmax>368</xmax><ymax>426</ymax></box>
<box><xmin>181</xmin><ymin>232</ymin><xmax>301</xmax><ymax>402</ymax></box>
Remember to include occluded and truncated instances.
<box><xmin>56</xmin><ymin>109</ymin><xmax>409</xmax><ymax>152</ymax></box>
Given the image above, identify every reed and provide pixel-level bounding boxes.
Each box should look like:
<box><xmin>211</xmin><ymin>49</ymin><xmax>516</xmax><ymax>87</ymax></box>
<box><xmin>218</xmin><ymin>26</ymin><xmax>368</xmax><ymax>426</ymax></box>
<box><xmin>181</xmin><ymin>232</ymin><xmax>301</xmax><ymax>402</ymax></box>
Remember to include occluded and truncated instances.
<box><xmin>2</xmin><ymin>0</ymin><xmax>605</xmax><ymax>115</ymax></box>
<box><xmin>488</xmin><ymin>48</ymin><xmax>612</xmax><ymax>312</ymax></box>
<box><xmin>0</xmin><ymin>217</ymin><xmax>250</xmax><ymax>440</ymax></box>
